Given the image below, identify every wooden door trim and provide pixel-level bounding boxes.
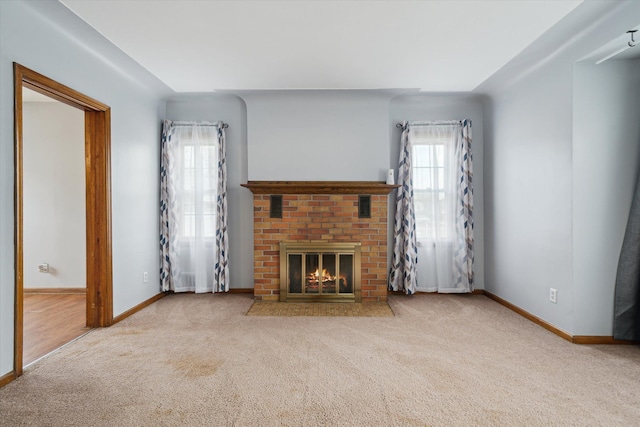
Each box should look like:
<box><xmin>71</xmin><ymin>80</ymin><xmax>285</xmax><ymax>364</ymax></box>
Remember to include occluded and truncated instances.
<box><xmin>13</xmin><ymin>63</ymin><xmax>113</xmax><ymax>378</ymax></box>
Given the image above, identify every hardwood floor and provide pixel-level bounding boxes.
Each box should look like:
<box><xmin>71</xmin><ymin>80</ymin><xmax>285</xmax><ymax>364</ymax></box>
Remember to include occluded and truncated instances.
<box><xmin>23</xmin><ymin>293</ymin><xmax>89</xmax><ymax>366</ymax></box>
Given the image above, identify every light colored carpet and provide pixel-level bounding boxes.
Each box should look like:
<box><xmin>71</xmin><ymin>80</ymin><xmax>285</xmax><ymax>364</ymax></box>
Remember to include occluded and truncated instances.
<box><xmin>1</xmin><ymin>293</ymin><xmax>639</xmax><ymax>426</ymax></box>
<box><xmin>246</xmin><ymin>301</ymin><xmax>394</xmax><ymax>317</ymax></box>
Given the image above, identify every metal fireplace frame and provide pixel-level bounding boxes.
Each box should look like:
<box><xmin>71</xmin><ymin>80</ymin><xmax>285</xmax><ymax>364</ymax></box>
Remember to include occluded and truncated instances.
<box><xmin>279</xmin><ymin>242</ymin><xmax>362</xmax><ymax>303</ymax></box>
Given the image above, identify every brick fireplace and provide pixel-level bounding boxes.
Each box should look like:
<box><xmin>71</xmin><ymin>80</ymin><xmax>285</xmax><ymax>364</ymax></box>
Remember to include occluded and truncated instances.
<box><xmin>242</xmin><ymin>182</ymin><xmax>398</xmax><ymax>303</ymax></box>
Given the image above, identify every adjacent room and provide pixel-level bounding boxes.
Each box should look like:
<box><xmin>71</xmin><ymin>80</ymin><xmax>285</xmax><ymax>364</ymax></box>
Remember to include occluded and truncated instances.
<box><xmin>1</xmin><ymin>0</ymin><xmax>639</xmax><ymax>425</ymax></box>
<box><xmin>21</xmin><ymin>87</ymin><xmax>88</xmax><ymax>366</ymax></box>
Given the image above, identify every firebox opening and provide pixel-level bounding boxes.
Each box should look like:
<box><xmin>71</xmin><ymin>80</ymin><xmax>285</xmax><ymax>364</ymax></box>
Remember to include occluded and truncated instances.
<box><xmin>280</xmin><ymin>242</ymin><xmax>361</xmax><ymax>302</ymax></box>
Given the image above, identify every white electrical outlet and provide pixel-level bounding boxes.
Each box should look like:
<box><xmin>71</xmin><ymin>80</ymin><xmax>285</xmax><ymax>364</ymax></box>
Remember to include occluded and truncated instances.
<box><xmin>143</xmin><ymin>272</ymin><xmax>148</xmax><ymax>283</ymax></box>
<box><xmin>549</xmin><ymin>288</ymin><xmax>557</xmax><ymax>303</ymax></box>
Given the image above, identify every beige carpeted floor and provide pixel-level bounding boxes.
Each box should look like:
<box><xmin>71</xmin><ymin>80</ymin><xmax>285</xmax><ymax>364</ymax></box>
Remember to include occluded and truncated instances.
<box><xmin>1</xmin><ymin>293</ymin><xmax>639</xmax><ymax>426</ymax></box>
<box><xmin>246</xmin><ymin>301</ymin><xmax>394</xmax><ymax>317</ymax></box>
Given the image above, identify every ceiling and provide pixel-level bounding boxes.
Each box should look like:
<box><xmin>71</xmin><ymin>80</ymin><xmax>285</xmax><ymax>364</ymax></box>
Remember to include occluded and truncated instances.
<box><xmin>60</xmin><ymin>0</ymin><xmax>584</xmax><ymax>92</ymax></box>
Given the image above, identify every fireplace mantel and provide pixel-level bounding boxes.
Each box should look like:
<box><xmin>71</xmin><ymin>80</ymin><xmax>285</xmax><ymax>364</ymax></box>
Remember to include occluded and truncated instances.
<box><xmin>241</xmin><ymin>181</ymin><xmax>400</xmax><ymax>195</ymax></box>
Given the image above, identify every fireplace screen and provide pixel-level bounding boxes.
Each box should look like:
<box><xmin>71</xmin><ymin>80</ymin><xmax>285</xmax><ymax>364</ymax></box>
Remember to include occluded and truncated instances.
<box><xmin>280</xmin><ymin>243</ymin><xmax>361</xmax><ymax>302</ymax></box>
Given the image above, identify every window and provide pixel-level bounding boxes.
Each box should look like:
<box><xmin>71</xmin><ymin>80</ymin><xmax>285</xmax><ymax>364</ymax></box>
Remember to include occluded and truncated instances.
<box><xmin>391</xmin><ymin>120</ymin><xmax>473</xmax><ymax>294</ymax></box>
<box><xmin>181</xmin><ymin>142</ymin><xmax>217</xmax><ymax>238</ymax></box>
<box><xmin>413</xmin><ymin>140</ymin><xmax>447</xmax><ymax>240</ymax></box>
<box><xmin>410</xmin><ymin>125</ymin><xmax>457</xmax><ymax>243</ymax></box>
<box><xmin>169</xmin><ymin>125</ymin><xmax>219</xmax><ymax>240</ymax></box>
<box><xmin>161</xmin><ymin>120</ymin><xmax>229</xmax><ymax>294</ymax></box>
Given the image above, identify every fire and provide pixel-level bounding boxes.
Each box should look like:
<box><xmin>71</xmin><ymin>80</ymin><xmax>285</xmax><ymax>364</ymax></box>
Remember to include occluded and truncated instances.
<box><xmin>304</xmin><ymin>267</ymin><xmax>350</xmax><ymax>293</ymax></box>
<box><xmin>307</xmin><ymin>268</ymin><xmax>336</xmax><ymax>283</ymax></box>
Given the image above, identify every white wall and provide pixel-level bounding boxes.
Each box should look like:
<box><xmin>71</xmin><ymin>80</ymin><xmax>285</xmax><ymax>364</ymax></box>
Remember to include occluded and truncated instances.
<box><xmin>243</xmin><ymin>91</ymin><xmax>395</xmax><ymax>181</ymax></box>
<box><xmin>478</xmin><ymin>0</ymin><xmax>640</xmax><ymax>335</ymax></box>
<box><xmin>167</xmin><ymin>91</ymin><xmax>485</xmax><ymax>295</ymax></box>
<box><xmin>389</xmin><ymin>94</ymin><xmax>485</xmax><ymax>290</ymax></box>
<box><xmin>482</xmin><ymin>59</ymin><xmax>576</xmax><ymax>333</ymax></box>
<box><xmin>23</xmin><ymin>101</ymin><xmax>85</xmax><ymax>289</ymax></box>
<box><xmin>572</xmin><ymin>59</ymin><xmax>640</xmax><ymax>335</ymax></box>
<box><xmin>165</xmin><ymin>95</ymin><xmax>253</xmax><ymax>289</ymax></box>
<box><xmin>0</xmin><ymin>1</ymin><xmax>171</xmax><ymax>377</ymax></box>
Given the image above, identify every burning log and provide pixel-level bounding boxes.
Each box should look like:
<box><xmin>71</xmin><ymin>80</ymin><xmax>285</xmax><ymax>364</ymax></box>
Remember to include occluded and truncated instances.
<box><xmin>306</xmin><ymin>269</ymin><xmax>336</xmax><ymax>284</ymax></box>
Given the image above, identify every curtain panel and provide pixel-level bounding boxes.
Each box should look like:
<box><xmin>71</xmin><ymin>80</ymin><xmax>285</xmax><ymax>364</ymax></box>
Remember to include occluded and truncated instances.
<box><xmin>454</xmin><ymin>120</ymin><xmax>474</xmax><ymax>291</ymax></box>
<box><xmin>214</xmin><ymin>123</ymin><xmax>229</xmax><ymax>292</ymax></box>
<box><xmin>388</xmin><ymin>122</ymin><xmax>419</xmax><ymax>294</ymax></box>
<box><xmin>159</xmin><ymin>120</ymin><xmax>229</xmax><ymax>293</ymax></box>
<box><xmin>614</xmin><ymin>173</ymin><xmax>640</xmax><ymax>340</ymax></box>
<box><xmin>160</xmin><ymin>120</ymin><xmax>173</xmax><ymax>292</ymax></box>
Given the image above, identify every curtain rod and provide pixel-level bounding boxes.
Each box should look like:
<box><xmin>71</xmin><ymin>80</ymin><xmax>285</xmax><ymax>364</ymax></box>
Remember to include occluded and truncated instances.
<box><xmin>395</xmin><ymin>121</ymin><xmax>462</xmax><ymax>128</ymax></box>
<box><xmin>171</xmin><ymin>122</ymin><xmax>229</xmax><ymax>129</ymax></box>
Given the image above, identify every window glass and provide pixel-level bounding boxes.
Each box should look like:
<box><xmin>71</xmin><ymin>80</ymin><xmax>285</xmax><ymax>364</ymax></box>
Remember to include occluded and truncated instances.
<box><xmin>179</xmin><ymin>132</ymin><xmax>218</xmax><ymax>238</ymax></box>
<box><xmin>412</xmin><ymin>133</ymin><xmax>452</xmax><ymax>241</ymax></box>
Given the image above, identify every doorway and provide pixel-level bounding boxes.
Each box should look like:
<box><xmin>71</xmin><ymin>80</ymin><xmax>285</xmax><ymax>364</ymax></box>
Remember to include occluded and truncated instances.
<box><xmin>22</xmin><ymin>87</ymin><xmax>88</xmax><ymax>366</ymax></box>
<box><xmin>14</xmin><ymin>63</ymin><xmax>113</xmax><ymax>376</ymax></box>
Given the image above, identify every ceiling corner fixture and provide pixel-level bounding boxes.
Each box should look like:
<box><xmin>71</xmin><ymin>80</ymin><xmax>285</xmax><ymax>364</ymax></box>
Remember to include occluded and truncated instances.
<box><xmin>596</xmin><ymin>30</ymin><xmax>638</xmax><ymax>65</ymax></box>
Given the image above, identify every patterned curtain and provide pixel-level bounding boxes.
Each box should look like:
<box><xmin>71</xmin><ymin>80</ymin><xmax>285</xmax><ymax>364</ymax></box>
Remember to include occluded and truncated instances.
<box><xmin>214</xmin><ymin>122</ymin><xmax>229</xmax><ymax>292</ymax></box>
<box><xmin>388</xmin><ymin>122</ymin><xmax>419</xmax><ymax>294</ymax></box>
<box><xmin>613</xmin><ymin>172</ymin><xmax>640</xmax><ymax>341</ymax></box>
<box><xmin>159</xmin><ymin>120</ymin><xmax>229</xmax><ymax>293</ymax></box>
<box><xmin>453</xmin><ymin>120</ymin><xmax>474</xmax><ymax>291</ymax></box>
<box><xmin>160</xmin><ymin>120</ymin><xmax>173</xmax><ymax>292</ymax></box>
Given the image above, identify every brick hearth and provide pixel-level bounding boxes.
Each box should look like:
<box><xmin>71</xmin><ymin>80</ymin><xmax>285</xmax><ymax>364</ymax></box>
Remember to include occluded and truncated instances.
<box><xmin>243</xmin><ymin>182</ymin><xmax>397</xmax><ymax>302</ymax></box>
